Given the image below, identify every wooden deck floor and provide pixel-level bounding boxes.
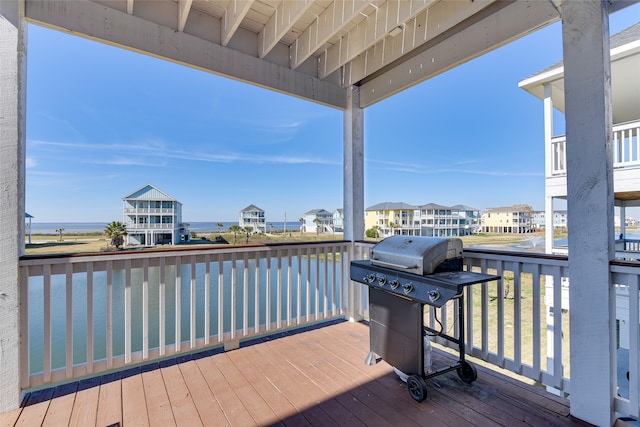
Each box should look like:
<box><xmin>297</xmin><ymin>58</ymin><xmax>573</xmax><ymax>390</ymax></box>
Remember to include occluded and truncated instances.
<box><xmin>2</xmin><ymin>320</ymin><xmax>591</xmax><ymax>427</ymax></box>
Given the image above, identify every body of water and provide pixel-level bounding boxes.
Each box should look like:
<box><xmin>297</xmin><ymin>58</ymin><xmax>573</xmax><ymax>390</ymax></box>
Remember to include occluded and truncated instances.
<box><xmin>29</xmin><ymin>221</ymin><xmax>301</xmax><ymax>235</ymax></box>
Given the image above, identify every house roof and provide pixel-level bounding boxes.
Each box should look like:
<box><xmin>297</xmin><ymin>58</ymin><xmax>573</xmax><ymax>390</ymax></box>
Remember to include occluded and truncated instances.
<box><xmin>519</xmin><ymin>21</ymin><xmax>640</xmax><ymax>123</ymax></box>
<box><xmin>305</xmin><ymin>208</ymin><xmax>332</xmax><ymax>215</ymax></box>
<box><xmin>366</xmin><ymin>202</ymin><xmax>418</xmax><ymax>211</ymax></box>
<box><xmin>240</xmin><ymin>204</ymin><xmax>263</xmax><ymax>212</ymax></box>
<box><xmin>485</xmin><ymin>204</ymin><xmax>534</xmax><ymax>213</ymax></box>
<box><xmin>451</xmin><ymin>204</ymin><xmax>480</xmax><ymax>212</ymax></box>
<box><xmin>418</xmin><ymin>202</ymin><xmax>451</xmax><ymax>210</ymax></box>
<box><xmin>123</xmin><ymin>184</ymin><xmax>178</xmax><ymax>202</ymax></box>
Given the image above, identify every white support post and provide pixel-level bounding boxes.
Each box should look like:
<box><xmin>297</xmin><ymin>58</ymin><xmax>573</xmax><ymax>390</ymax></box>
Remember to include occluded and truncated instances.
<box><xmin>562</xmin><ymin>1</ymin><xmax>615</xmax><ymax>425</ymax></box>
<box><xmin>0</xmin><ymin>0</ymin><xmax>26</xmax><ymax>413</ymax></box>
<box><xmin>543</xmin><ymin>83</ymin><xmax>555</xmax><ymax>255</ymax></box>
<box><xmin>344</xmin><ymin>85</ymin><xmax>364</xmax><ymax>322</ymax></box>
<box><xmin>343</xmin><ymin>85</ymin><xmax>364</xmax><ymax>242</ymax></box>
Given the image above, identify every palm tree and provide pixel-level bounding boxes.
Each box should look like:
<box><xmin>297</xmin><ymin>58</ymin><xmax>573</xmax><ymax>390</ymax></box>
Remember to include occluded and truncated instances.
<box><xmin>216</xmin><ymin>222</ymin><xmax>223</xmax><ymax>233</ymax></box>
<box><xmin>55</xmin><ymin>228</ymin><xmax>65</xmax><ymax>241</ymax></box>
<box><xmin>104</xmin><ymin>221</ymin><xmax>127</xmax><ymax>249</ymax></box>
<box><xmin>388</xmin><ymin>221</ymin><xmax>400</xmax><ymax>236</ymax></box>
<box><xmin>313</xmin><ymin>218</ymin><xmax>321</xmax><ymax>235</ymax></box>
<box><xmin>372</xmin><ymin>225</ymin><xmax>380</xmax><ymax>239</ymax></box>
<box><xmin>228</xmin><ymin>225</ymin><xmax>242</xmax><ymax>245</ymax></box>
<box><xmin>299</xmin><ymin>217</ymin><xmax>305</xmax><ymax>233</ymax></box>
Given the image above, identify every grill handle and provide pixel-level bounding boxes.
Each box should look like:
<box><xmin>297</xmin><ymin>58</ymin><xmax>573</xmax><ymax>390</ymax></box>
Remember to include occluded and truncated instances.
<box><xmin>370</xmin><ymin>259</ymin><xmax>419</xmax><ymax>270</ymax></box>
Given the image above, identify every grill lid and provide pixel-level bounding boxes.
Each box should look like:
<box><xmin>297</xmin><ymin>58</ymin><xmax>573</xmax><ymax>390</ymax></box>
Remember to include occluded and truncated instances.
<box><xmin>369</xmin><ymin>236</ymin><xmax>463</xmax><ymax>276</ymax></box>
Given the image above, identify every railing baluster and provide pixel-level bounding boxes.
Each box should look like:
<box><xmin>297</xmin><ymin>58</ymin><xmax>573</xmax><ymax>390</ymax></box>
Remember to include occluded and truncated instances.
<box><xmin>297</xmin><ymin>248</ymin><xmax>302</xmax><ymax>324</ymax></box>
<box><xmin>43</xmin><ymin>264</ymin><xmax>51</xmax><ymax>384</ymax></box>
<box><xmin>276</xmin><ymin>250</ymin><xmax>282</xmax><ymax>328</ymax></box>
<box><xmin>254</xmin><ymin>252</ymin><xmax>260</xmax><ymax>335</ymax></box>
<box><xmin>243</xmin><ymin>252</ymin><xmax>249</xmax><ymax>336</ymax></box>
<box><xmin>513</xmin><ymin>262</ymin><xmax>522</xmax><ymax>371</ymax></box>
<box><xmin>217</xmin><ymin>253</ymin><xmax>224</xmax><ymax>341</ymax></box>
<box><xmin>86</xmin><ymin>263</ymin><xmax>94</xmax><ymax>373</ymax></box>
<box><xmin>630</xmin><ymin>274</ymin><xmax>639</xmax><ymax>418</ymax></box>
<box><xmin>159</xmin><ymin>257</ymin><xmax>165</xmax><ymax>356</ymax></box>
<box><xmin>190</xmin><ymin>255</ymin><xmax>197</xmax><ymax>348</ymax></box>
<box><xmin>323</xmin><ymin>247</ymin><xmax>329</xmax><ymax>318</ymax></box>
<box><xmin>142</xmin><ymin>258</ymin><xmax>149</xmax><ymax>360</ymax></box>
<box><xmin>315</xmin><ymin>246</ymin><xmax>320</xmax><ymax>320</ymax></box>
<box><xmin>552</xmin><ymin>268</ymin><xmax>563</xmax><ymax>389</ymax></box>
<box><xmin>19</xmin><ymin>266</ymin><xmax>29</xmax><ymax>389</ymax></box>
<box><xmin>306</xmin><ymin>247</ymin><xmax>311</xmax><ymax>322</ymax></box>
<box><xmin>286</xmin><ymin>249</ymin><xmax>292</xmax><ymax>326</ymax></box>
<box><xmin>106</xmin><ymin>261</ymin><xmax>113</xmax><ymax>369</ymax></box>
<box><xmin>231</xmin><ymin>253</ymin><xmax>237</xmax><ymax>340</ymax></box>
<box><xmin>65</xmin><ymin>263</ymin><xmax>73</xmax><ymax>378</ymax></box>
<box><xmin>532</xmin><ymin>264</ymin><xmax>542</xmax><ymax>379</ymax></box>
<box><xmin>204</xmin><ymin>254</ymin><xmax>211</xmax><ymax>345</ymax></box>
<box><xmin>265</xmin><ymin>252</ymin><xmax>271</xmax><ymax>331</ymax></box>
<box><xmin>124</xmin><ymin>259</ymin><xmax>132</xmax><ymax>364</ymax></box>
<box><xmin>175</xmin><ymin>257</ymin><xmax>182</xmax><ymax>352</ymax></box>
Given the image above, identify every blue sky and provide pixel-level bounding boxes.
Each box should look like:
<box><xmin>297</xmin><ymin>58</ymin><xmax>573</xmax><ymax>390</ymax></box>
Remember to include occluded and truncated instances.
<box><xmin>26</xmin><ymin>5</ymin><xmax>640</xmax><ymax>223</ymax></box>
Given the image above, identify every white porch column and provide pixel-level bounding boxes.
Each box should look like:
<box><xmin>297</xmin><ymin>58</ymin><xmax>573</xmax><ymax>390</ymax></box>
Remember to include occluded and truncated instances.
<box><xmin>343</xmin><ymin>85</ymin><xmax>364</xmax><ymax>242</ymax></box>
<box><xmin>0</xmin><ymin>0</ymin><xmax>26</xmax><ymax>412</ymax></box>
<box><xmin>543</xmin><ymin>83</ymin><xmax>555</xmax><ymax>254</ymax></box>
<box><xmin>343</xmin><ymin>85</ymin><xmax>364</xmax><ymax>322</ymax></box>
<box><xmin>562</xmin><ymin>1</ymin><xmax>615</xmax><ymax>425</ymax></box>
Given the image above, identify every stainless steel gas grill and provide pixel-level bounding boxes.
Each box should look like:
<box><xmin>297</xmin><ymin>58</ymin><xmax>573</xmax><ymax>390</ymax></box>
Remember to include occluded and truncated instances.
<box><xmin>350</xmin><ymin>236</ymin><xmax>500</xmax><ymax>402</ymax></box>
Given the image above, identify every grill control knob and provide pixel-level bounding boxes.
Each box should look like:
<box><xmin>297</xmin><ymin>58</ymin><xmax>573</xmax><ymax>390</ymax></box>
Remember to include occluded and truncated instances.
<box><xmin>390</xmin><ymin>279</ymin><xmax>400</xmax><ymax>290</ymax></box>
<box><xmin>428</xmin><ymin>289</ymin><xmax>440</xmax><ymax>303</ymax></box>
<box><xmin>365</xmin><ymin>273</ymin><xmax>376</xmax><ymax>284</ymax></box>
<box><xmin>403</xmin><ymin>283</ymin><xmax>414</xmax><ymax>294</ymax></box>
<box><xmin>378</xmin><ymin>276</ymin><xmax>387</xmax><ymax>286</ymax></box>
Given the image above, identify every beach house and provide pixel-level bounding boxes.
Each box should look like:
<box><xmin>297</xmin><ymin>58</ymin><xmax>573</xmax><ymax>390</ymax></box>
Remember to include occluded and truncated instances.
<box><xmin>481</xmin><ymin>204</ymin><xmax>535</xmax><ymax>234</ymax></box>
<box><xmin>3</xmin><ymin>2</ymin><xmax>639</xmax><ymax>425</ymax></box>
<box><xmin>302</xmin><ymin>208</ymin><xmax>334</xmax><ymax>233</ymax></box>
<box><xmin>519</xmin><ymin>21</ymin><xmax>640</xmax><ymax>255</ymax></box>
<box><xmin>239</xmin><ymin>204</ymin><xmax>266</xmax><ymax>233</ymax></box>
<box><xmin>122</xmin><ymin>184</ymin><xmax>190</xmax><ymax>246</ymax></box>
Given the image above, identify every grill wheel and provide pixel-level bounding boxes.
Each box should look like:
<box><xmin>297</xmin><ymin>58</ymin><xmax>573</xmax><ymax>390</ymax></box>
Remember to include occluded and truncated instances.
<box><xmin>456</xmin><ymin>361</ymin><xmax>478</xmax><ymax>383</ymax></box>
<box><xmin>406</xmin><ymin>375</ymin><xmax>428</xmax><ymax>402</ymax></box>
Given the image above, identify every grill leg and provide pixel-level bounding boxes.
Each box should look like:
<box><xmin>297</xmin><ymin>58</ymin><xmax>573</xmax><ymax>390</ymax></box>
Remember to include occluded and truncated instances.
<box><xmin>365</xmin><ymin>351</ymin><xmax>377</xmax><ymax>366</ymax></box>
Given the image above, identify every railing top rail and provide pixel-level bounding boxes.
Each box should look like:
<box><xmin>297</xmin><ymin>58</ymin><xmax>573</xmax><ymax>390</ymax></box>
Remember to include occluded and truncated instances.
<box><xmin>19</xmin><ymin>240</ymin><xmax>351</xmax><ymax>265</ymax></box>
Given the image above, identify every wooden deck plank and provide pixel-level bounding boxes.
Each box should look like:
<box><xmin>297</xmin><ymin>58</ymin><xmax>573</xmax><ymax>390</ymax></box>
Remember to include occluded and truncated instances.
<box><xmin>177</xmin><ymin>359</ymin><xmax>230</xmax><ymax>426</ymax></box>
<box><xmin>11</xmin><ymin>320</ymin><xmax>594</xmax><ymax>427</ymax></box>
<box><xmin>95</xmin><ymin>380</ymin><xmax>122</xmax><ymax>427</ymax></box>
<box><xmin>41</xmin><ymin>393</ymin><xmax>75</xmax><ymax>427</ymax></box>
<box><xmin>68</xmin><ymin>385</ymin><xmax>99</xmax><ymax>426</ymax></box>
<box><xmin>215</xmin><ymin>350</ymin><xmax>281</xmax><ymax>426</ymax></box>
<box><xmin>194</xmin><ymin>354</ymin><xmax>257</xmax><ymax>426</ymax></box>
<box><xmin>121</xmin><ymin>374</ymin><xmax>149</xmax><ymax>427</ymax></box>
<box><xmin>142</xmin><ymin>369</ymin><xmax>176</xmax><ymax>426</ymax></box>
<box><xmin>0</xmin><ymin>409</ymin><xmax>22</xmax><ymax>427</ymax></box>
<box><xmin>160</xmin><ymin>363</ymin><xmax>203</xmax><ymax>427</ymax></box>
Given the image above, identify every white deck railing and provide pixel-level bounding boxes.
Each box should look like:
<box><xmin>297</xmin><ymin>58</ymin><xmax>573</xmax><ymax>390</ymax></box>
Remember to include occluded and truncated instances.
<box><xmin>551</xmin><ymin>120</ymin><xmax>640</xmax><ymax>176</ymax></box>
<box><xmin>19</xmin><ymin>241</ymin><xmax>353</xmax><ymax>389</ymax></box>
<box><xmin>18</xmin><ymin>241</ymin><xmax>640</xmax><ymax>419</ymax></box>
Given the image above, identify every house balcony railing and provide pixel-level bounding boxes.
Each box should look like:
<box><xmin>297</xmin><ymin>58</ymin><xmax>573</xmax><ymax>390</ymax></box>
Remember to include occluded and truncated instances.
<box><xmin>551</xmin><ymin>120</ymin><xmax>640</xmax><ymax>176</ymax></box>
<box><xmin>126</xmin><ymin>223</ymin><xmax>175</xmax><ymax>230</ymax></box>
<box><xmin>124</xmin><ymin>208</ymin><xmax>175</xmax><ymax>214</ymax></box>
<box><xmin>16</xmin><ymin>242</ymin><xmax>640</xmax><ymax>420</ymax></box>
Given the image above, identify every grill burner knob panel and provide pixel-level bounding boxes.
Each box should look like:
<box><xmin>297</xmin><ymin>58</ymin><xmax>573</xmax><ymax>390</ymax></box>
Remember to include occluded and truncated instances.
<box><xmin>403</xmin><ymin>283</ymin><xmax>414</xmax><ymax>294</ymax></box>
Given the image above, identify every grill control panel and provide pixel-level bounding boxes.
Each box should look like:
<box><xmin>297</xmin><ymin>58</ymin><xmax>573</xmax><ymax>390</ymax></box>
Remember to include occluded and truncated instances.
<box><xmin>350</xmin><ymin>259</ymin><xmax>498</xmax><ymax>307</ymax></box>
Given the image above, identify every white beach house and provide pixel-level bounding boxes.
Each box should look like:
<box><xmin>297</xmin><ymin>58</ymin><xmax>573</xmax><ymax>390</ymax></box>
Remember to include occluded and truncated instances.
<box><xmin>302</xmin><ymin>209</ymin><xmax>334</xmax><ymax>233</ymax></box>
<box><xmin>122</xmin><ymin>184</ymin><xmax>189</xmax><ymax>246</ymax></box>
<box><xmin>239</xmin><ymin>204</ymin><xmax>266</xmax><ymax>233</ymax></box>
<box><xmin>519</xmin><ymin>21</ymin><xmax>640</xmax><ymax>255</ymax></box>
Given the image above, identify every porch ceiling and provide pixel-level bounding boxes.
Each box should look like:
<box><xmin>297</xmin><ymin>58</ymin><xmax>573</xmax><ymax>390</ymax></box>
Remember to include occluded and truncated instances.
<box><xmin>21</xmin><ymin>0</ymin><xmax>584</xmax><ymax>110</ymax></box>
